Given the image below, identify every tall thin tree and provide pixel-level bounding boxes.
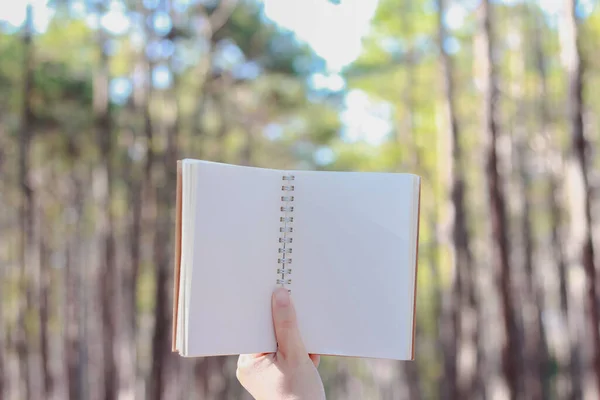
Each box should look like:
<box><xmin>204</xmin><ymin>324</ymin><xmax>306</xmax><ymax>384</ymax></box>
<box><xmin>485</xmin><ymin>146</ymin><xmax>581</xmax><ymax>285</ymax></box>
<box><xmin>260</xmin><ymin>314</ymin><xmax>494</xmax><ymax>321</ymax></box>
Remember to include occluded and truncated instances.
<box><xmin>17</xmin><ymin>4</ymin><xmax>35</xmax><ymax>399</ymax></box>
<box><xmin>148</xmin><ymin>49</ymin><xmax>181</xmax><ymax>400</ymax></box>
<box><xmin>39</xmin><ymin>212</ymin><xmax>52</xmax><ymax>397</ymax></box>
<box><xmin>508</xmin><ymin>11</ymin><xmax>550</xmax><ymax>399</ymax></box>
<box><xmin>64</xmin><ymin>136</ymin><xmax>87</xmax><ymax>400</ymax></box>
<box><xmin>480</xmin><ymin>0</ymin><xmax>521</xmax><ymax>397</ymax></box>
<box><xmin>563</xmin><ymin>0</ymin><xmax>600</xmax><ymax>393</ymax></box>
<box><xmin>398</xmin><ymin>2</ymin><xmax>423</xmax><ymax>398</ymax></box>
<box><xmin>121</xmin><ymin>5</ymin><xmax>150</xmax><ymax>392</ymax></box>
<box><xmin>93</xmin><ymin>2</ymin><xmax>119</xmax><ymax>398</ymax></box>
<box><xmin>436</xmin><ymin>0</ymin><xmax>482</xmax><ymax>397</ymax></box>
<box><xmin>533</xmin><ymin>7</ymin><xmax>582</xmax><ymax>397</ymax></box>
<box><xmin>514</xmin><ymin>89</ymin><xmax>548</xmax><ymax>400</ymax></box>
<box><xmin>0</xmin><ymin>221</ymin><xmax>5</xmax><ymax>399</ymax></box>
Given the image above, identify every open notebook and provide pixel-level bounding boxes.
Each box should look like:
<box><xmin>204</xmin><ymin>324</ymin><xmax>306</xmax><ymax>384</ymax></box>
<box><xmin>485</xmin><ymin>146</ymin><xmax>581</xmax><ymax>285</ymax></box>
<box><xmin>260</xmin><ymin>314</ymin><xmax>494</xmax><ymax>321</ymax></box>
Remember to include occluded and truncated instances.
<box><xmin>172</xmin><ymin>159</ymin><xmax>421</xmax><ymax>360</ymax></box>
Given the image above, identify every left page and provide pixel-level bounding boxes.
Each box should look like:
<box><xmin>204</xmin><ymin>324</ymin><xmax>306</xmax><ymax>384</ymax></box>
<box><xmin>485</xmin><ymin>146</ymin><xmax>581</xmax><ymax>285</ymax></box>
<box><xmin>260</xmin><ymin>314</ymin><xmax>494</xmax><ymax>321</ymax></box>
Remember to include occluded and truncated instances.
<box><xmin>180</xmin><ymin>160</ymin><xmax>282</xmax><ymax>357</ymax></box>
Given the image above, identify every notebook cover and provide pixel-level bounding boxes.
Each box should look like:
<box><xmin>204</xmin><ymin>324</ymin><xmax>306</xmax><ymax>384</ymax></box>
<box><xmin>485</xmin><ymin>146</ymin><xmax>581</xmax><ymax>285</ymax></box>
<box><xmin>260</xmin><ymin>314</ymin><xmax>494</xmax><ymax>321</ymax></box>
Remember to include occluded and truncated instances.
<box><xmin>410</xmin><ymin>179</ymin><xmax>421</xmax><ymax>360</ymax></box>
<box><xmin>172</xmin><ymin>160</ymin><xmax>183</xmax><ymax>351</ymax></box>
<box><xmin>170</xmin><ymin>161</ymin><xmax>421</xmax><ymax>358</ymax></box>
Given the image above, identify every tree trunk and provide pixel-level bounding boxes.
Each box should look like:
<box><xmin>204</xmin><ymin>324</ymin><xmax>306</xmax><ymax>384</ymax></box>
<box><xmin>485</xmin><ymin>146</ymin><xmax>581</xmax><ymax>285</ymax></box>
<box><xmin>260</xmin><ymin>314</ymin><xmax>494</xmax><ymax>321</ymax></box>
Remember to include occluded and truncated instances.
<box><xmin>515</xmin><ymin>136</ymin><xmax>549</xmax><ymax>400</ymax></box>
<box><xmin>480</xmin><ymin>1</ymin><xmax>520</xmax><ymax>397</ymax></box>
<box><xmin>144</xmin><ymin>56</ymin><xmax>155</xmax><ymax>186</ymax></box>
<box><xmin>148</xmin><ymin>184</ymin><xmax>172</xmax><ymax>400</ymax></box>
<box><xmin>0</xmin><ymin>235</ymin><xmax>5</xmax><ymax>400</ymax></box>
<box><xmin>141</xmin><ymin>4</ymin><xmax>156</xmax><ymax>323</ymax></box>
<box><xmin>532</xmin><ymin>9</ymin><xmax>582</xmax><ymax>398</ymax></box>
<box><xmin>194</xmin><ymin>359</ymin><xmax>209</xmax><ymax>398</ymax></box>
<box><xmin>403</xmin><ymin>359</ymin><xmax>422</xmax><ymax>400</ymax></box>
<box><xmin>397</xmin><ymin>4</ymin><xmax>424</xmax><ymax>397</ymax></box>
<box><xmin>135</xmin><ymin>5</ymin><xmax>157</xmax><ymax>394</ymax></box>
<box><xmin>65</xmin><ymin>162</ymin><xmax>86</xmax><ymax>400</ymax></box>
<box><xmin>437</xmin><ymin>0</ymin><xmax>481</xmax><ymax>398</ymax></box>
<box><xmin>148</xmin><ymin>69</ymin><xmax>180</xmax><ymax>400</ymax></box>
<box><xmin>563</xmin><ymin>0</ymin><xmax>600</xmax><ymax>394</ymax></box>
<box><xmin>127</xmin><ymin>170</ymin><xmax>142</xmax><ymax>392</ymax></box>
<box><xmin>17</xmin><ymin>5</ymin><xmax>35</xmax><ymax>399</ymax></box>
<box><xmin>548</xmin><ymin>172</ymin><xmax>583</xmax><ymax>400</ymax></box>
<box><xmin>509</xmin><ymin>16</ymin><xmax>549</xmax><ymax>399</ymax></box>
<box><xmin>94</xmin><ymin>4</ymin><xmax>119</xmax><ymax>398</ymax></box>
<box><xmin>122</xmin><ymin>21</ymin><xmax>148</xmax><ymax>396</ymax></box>
<box><xmin>216</xmin><ymin>90</ymin><xmax>230</xmax><ymax>163</ymax></box>
<box><xmin>39</xmin><ymin>216</ymin><xmax>52</xmax><ymax>397</ymax></box>
<box><xmin>193</xmin><ymin>86</ymin><xmax>209</xmax><ymax>159</ymax></box>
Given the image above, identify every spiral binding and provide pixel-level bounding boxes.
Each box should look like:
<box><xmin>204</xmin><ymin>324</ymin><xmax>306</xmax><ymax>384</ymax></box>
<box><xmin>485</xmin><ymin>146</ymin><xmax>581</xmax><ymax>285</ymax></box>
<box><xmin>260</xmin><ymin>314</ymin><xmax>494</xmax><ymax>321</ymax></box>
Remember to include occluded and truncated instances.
<box><xmin>278</xmin><ymin>174</ymin><xmax>295</xmax><ymax>289</ymax></box>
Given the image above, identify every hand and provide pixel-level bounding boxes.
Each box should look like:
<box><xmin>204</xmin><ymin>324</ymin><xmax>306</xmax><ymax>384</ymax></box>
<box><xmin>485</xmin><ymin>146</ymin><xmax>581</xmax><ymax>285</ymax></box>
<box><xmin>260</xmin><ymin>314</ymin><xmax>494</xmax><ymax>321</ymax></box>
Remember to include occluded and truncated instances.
<box><xmin>236</xmin><ymin>288</ymin><xmax>326</xmax><ymax>400</ymax></box>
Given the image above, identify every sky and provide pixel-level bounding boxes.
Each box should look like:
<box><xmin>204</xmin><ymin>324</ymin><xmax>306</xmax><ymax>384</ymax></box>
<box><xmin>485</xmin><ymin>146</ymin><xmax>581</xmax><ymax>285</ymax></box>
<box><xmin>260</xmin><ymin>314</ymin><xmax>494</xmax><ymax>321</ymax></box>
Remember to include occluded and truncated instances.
<box><xmin>262</xmin><ymin>0</ymin><xmax>378</xmax><ymax>72</ymax></box>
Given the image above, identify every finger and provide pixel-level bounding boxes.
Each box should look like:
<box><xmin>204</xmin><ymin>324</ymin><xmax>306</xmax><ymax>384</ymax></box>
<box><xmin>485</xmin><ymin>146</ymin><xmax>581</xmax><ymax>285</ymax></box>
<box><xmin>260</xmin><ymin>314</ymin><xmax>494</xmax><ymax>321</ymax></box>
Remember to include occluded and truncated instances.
<box><xmin>272</xmin><ymin>288</ymin><xmax>306</xmax><ymax>362</ymax></box>
<box><xmin>309</xmin><ymin>354</ymin><xmax>320</xmax><ymax>368</ymax></box>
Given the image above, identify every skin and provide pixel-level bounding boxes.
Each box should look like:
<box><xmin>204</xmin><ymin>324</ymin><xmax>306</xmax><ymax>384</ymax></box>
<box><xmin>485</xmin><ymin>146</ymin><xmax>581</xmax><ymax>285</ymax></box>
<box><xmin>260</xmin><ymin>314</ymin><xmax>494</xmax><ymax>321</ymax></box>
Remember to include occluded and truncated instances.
<box><xmin>236</xmin><ymin>288</ymin><xmax>326</xmax><ymax>400</ymax></box>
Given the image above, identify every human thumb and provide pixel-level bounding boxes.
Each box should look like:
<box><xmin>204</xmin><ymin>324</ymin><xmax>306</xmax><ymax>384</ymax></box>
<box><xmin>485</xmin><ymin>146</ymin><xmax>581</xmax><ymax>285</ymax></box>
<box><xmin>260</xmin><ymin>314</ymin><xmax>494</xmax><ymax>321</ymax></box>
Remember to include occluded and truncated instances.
<box><xmin>272</xmin><ymin>287</ymin><xmax>306</xmax><ymax>362</ymax></box>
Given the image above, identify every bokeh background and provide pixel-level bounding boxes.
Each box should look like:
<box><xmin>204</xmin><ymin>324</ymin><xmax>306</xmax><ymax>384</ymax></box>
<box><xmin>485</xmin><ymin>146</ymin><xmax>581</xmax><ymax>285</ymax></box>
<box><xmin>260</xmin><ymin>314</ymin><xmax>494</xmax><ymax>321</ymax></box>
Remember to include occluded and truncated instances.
<box><xmin>1</xmin><ymin>0</ymin><xmax>600</xmax><ymax>399</ymax></box>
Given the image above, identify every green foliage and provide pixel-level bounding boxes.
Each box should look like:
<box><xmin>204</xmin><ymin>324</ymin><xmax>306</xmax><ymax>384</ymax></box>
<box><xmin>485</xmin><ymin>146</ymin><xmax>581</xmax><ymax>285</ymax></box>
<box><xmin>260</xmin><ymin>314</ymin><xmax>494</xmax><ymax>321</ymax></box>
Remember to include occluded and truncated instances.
<box><xmin>212</xmin><ymin>0</ymin><xmax>324</xmax><ymax>77</ymax></box>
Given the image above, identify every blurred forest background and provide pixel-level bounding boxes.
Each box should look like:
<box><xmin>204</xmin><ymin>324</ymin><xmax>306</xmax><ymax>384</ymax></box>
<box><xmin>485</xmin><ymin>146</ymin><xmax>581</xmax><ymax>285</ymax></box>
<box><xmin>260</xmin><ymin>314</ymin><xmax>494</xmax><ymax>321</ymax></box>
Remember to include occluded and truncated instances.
<box><xmin>1</xmin><ymin>0</ymin><xmax>600</xmax><ymax>399</ymax></box>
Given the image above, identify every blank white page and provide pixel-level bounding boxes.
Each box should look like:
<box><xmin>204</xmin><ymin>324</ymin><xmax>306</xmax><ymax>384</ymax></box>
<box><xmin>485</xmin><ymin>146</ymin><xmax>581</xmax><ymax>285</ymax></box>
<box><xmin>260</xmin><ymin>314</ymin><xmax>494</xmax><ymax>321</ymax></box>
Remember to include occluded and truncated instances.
<box><xmin>184</xmin><ymin>160</ymin><xmax>281</xmax><ymax>356</ymax></box>
<box><xmin>290</xmin><ymin>171</ymin><xmax>420</xmax><ymax>360</ymax></box>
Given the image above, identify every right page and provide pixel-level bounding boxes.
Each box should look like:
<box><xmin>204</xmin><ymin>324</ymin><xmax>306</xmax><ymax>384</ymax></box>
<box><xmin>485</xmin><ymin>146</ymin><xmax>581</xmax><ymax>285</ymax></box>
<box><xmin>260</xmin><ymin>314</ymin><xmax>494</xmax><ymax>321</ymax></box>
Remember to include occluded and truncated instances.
<box><xmin>289</xmin><ymin>171</ymin><xmax>420</xmax><ymax>360</ymax></box>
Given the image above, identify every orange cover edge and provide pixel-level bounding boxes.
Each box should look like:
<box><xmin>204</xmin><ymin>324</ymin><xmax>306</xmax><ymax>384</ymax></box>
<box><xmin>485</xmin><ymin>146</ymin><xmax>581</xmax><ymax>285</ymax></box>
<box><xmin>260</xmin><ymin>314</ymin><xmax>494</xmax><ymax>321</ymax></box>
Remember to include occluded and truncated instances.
<box><xmin>411</xmin><ymin>178</ymin><xmax>421</xmax><ymax>361</ymax></box>
<box><xmin>172</xmin><ymin>160</ymin><xmax>183</xmax><ymax>352</ymax></box>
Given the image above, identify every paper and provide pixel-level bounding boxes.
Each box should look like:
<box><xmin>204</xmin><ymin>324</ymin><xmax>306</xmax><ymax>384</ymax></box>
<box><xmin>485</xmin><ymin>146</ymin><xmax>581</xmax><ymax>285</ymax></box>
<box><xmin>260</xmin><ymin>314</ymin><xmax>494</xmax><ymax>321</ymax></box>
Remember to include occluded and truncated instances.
<box><xmin>175</xmin><ymin>160</ymin><xmax>420</xmax><ymax>360</ymax></box>
<box><xmin>290</xmin><ymin>171</ymin><xmax>419</xmax><ymax>360</ymax></box>
<box><xmin>181</xmin><ymin>161</ymin><xmax>281</xmax><ymax>356</ymax></box>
